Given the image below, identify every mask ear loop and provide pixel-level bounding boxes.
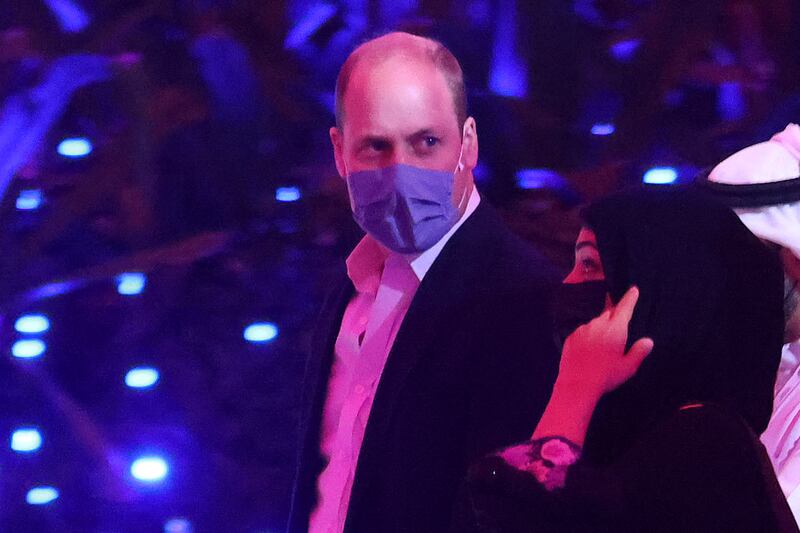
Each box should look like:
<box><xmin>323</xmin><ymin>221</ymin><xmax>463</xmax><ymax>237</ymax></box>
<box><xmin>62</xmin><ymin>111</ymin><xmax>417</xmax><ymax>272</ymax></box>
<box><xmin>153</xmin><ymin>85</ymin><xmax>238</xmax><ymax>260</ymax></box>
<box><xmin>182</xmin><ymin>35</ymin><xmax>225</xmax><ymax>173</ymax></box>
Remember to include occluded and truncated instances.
<box><xmin>342</xmin><ymin>155</ymin><xmax>359</xmax><ymax>212</ymax></box>
<box><xmin>455</xmin><ymin>145</ymin><xmax>465</xmax><ymax>173</ymax></box>
<box><xmin>453</xmin><ymin>123</ymin><xmax>469</xmax><ymax>208</ymax></box>
<box><xmin>454</xmin><ymin>123</ymin><xmax>467</xmax><ymax>173</ymax></box>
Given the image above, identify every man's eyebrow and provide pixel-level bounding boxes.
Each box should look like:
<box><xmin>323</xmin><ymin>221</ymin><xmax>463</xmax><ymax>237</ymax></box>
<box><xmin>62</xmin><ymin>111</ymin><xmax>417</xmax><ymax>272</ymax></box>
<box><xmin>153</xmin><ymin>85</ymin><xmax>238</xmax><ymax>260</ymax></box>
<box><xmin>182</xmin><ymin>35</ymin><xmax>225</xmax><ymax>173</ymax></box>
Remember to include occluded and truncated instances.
<box><xmin>356</xmin><ymin>134</ymin><xmax>391</xmax><ymax>146</ymax></box>
<box><xmin>404</xmin><ymin>128</ymin><xmax>439</xmax><ymax>141</ymax></box>
<box><xmin>409</xmin><ymin>128</ymin><xmax>436</xmax><ymax>137</ymax></box>
<box><xmin>575</xmin><ymin>241</ymin><xmax>598</xmax><ymax>252</ymax></box>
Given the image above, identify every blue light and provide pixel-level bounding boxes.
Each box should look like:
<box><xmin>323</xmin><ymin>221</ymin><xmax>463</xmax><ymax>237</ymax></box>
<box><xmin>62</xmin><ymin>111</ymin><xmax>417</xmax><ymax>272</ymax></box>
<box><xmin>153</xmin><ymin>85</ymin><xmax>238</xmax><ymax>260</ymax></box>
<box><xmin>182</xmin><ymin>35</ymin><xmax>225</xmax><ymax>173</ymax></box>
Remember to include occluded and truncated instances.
<box><xmin>43</xmin><ymin>0</ymin><xmax>91</xmax><ymax>33</ymax></box>
<box><xmin>488</xmin><ymin>0</ymin><xmax>528</xmax><ymax>98</ymax></box>
<box><xmin>125</xmin><ymin>367</ymin><xmax>160</xmax><ymax>389</ymax></box>
<box><xmin>643</xmin><ymin>167</ymin><xmax>679</xmax><ymax>185</ymax></box>
<box><xmin>591</xmin><ymin>123</ymin><xmax>615</xmax><ymax>136</ymax></box>
<box><xmin>276</xmin><ymin>187</ymin><xmax>301</xmax><ymax>202</ymax></box>
<box><xmin>718</xmin><ymin>82</ymin><xmax>746</xmax><ymax>122</ymax></box>
<box><xmin>131</xmin><ymin>456</ymin><xmax>169</xmax><ymax>482</ymax></box>
<box><xmin>12</xmin><ymin>339</ymin><xmax>46</xmax><ymax>359</ymax></box>
<box><xmin>14</xmin><ymin>314</ymin><xmax>50</xmax><ymax>334</ymax></box>
<box><xmin>473</xmin><ymin>162</ymin><xmax>490</xmax><ymax>184</ymax></box>
<box><xmin>11</xmin><ymin>428</ymin><xmax>42</xmax><ymax>453</ymax></box>
<box><xmin>515</xmin><ymin>168</ymin><xmax>568</xmax><ymax>190</ymax></box>
<box><xmin>609</xmin><ymin>38</ymin><xmax>642</xmax><ymax>62</ymax></box>
<box><xmin>574</xmin><ymin>0</ymin><xmax>605</xmax><ymax>25</ymax></box>
<box><xmin>116</xmin><ymin>272</ymin><xmax>146</xmax><ymax>295</ymax></box>
<box><xmin>16</xmin><ymin>189</ymin><xmax>43</xmax><ymax>210</ymax></box>
<box><xmin>319</xmin><ymin>92</ymin><xmax>335</xmax><ymax>115</ymax></box>
<box><xmin>284</xmin><ymin>2</ymin><xmax>338</xmax><ymax>50</ymax></box>
<box><xmin>26</xmin><ymin>486</ymin><xmax>59</xmax><ymax>505</ymax></box>
<box><xmin>467</xmin><ymin>0</ymin><xmax>491</xmax><ymax>26</ymax></box>
<box><xmin>164</xmin><ymin>518</ymin><xmax>194</xmax><ymax>533</ymax></box>
<box><xmin>57</xmin><ymin>137</ymin><xmax>93</xmax><ymax>158</ymax></box>
<box><xmin>244</xmin><ymin>322</ymin><xmax>279</xmax><ymax>343</ymax></box>
<box><xmin>27</xmin><ymin>280</ymin><xmax>80</xmax><ymax>300</ymax></box>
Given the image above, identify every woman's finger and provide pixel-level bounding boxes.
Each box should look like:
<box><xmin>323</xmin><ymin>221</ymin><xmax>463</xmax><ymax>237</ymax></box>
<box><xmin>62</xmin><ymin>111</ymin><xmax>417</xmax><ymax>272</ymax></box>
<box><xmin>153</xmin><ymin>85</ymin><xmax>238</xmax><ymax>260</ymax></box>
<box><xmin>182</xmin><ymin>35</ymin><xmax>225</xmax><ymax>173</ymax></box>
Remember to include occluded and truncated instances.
<box><xmin>610</xmin><ymin>286</ymin><xmax>639</xmax><ymax>325</ymax></box>
<box><xmin>624</xmin><ymin>337</ymin><xmax>654</xmax><ymax>371</ymax></box>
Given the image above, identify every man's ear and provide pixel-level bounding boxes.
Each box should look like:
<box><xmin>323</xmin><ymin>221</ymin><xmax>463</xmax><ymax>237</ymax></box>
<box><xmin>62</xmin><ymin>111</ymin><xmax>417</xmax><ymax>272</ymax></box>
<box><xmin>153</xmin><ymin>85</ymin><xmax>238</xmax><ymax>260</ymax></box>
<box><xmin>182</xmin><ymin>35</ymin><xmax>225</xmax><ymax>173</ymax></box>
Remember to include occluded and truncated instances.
<box><xmin>330</xmin><ymin>126</ymin><xmax>346</xmax><ymax>178</ymax></box>
<box><xmin>461</xmin><ymin>116</ymin><xmax>478</xmax><ymax>171</ymax></box>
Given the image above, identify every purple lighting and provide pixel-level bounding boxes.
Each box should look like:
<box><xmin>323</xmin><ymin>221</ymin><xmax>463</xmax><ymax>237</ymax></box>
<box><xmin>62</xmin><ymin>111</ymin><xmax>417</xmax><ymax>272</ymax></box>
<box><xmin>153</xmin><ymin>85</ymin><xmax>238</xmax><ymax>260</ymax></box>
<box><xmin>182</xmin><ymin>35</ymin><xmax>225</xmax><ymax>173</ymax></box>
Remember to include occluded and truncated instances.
<box><xmin>44</xmin><ymin>0</ymin><xmax>91</xmax><ymax>33</ymax></box>
<box><xmin>591</xmin><ymin>123</ymin><xmax>615</xmax><ymax>136</ymax></box>
<box><xmin>488</xmin><ymin>0</ymin><xmax>528</xmax><ymax>98</ymax></box>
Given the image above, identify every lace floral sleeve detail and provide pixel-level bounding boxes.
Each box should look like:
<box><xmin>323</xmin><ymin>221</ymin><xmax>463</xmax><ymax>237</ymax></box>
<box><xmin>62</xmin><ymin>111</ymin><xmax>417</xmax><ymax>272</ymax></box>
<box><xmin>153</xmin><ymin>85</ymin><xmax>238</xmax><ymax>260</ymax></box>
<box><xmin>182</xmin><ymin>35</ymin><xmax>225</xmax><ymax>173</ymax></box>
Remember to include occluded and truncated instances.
<box><xmin>497</xmin><ymin>436</ymin><xmax>582</xmax><ymax>491</ymax></box>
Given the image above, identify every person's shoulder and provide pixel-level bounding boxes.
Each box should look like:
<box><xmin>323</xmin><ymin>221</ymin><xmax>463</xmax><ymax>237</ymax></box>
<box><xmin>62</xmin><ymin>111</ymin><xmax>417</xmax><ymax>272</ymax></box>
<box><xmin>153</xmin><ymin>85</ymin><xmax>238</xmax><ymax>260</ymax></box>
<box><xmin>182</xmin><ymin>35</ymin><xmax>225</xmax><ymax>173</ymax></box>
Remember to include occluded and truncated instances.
<box><xmin>652</xmin><ymin>403</ymin><xmax>758</xmax><ymax>451</ymax></box>
<box><xmin>442</xmin><ymin>200</ymin><xmax>559</xmax><ymax>302</ymax></box>
<box><xmin>475</xmin><ymin>212</ymin><xmax>560</xmax><ymax>288</ymax></box>
<box><xmin>619</xmin><ymin>404</ymin><xmax>767</xmax><ymax>494</ymax></box>
<box><xmin>501</xmin><ymin>235</ymin><xmax>559</xmax><ymax>282</ymax></box>
<box><xmin>669</xmin><ymin>404</ymin><xmax>751</xmax><ymax>430</ymax></box>
<box><xmin>487</xmin><ymin>243</ymin><xmax>559</xmax><ymax>302</ymax></box>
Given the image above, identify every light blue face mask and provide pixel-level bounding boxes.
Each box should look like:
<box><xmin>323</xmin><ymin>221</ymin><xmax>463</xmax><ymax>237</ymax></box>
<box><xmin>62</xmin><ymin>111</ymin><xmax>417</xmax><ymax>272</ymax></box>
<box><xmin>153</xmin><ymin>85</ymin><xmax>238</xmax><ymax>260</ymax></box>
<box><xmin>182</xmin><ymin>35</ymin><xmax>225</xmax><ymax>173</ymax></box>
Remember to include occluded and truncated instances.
<box><xmin>345</xmin><ymin>146</ymin><xmax>466</xmax><ymax>254</ymax></box>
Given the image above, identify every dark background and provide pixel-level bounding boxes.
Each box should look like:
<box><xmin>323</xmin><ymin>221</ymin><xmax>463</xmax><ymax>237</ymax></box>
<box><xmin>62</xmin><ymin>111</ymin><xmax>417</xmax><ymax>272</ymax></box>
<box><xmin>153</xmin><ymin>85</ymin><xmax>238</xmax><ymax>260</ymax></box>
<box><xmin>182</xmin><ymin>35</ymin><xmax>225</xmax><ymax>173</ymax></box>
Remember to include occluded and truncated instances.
<box><xmin>0</xmin><ymin>0</ymin><xmax>798</xmax><ymax>531</ymax></box>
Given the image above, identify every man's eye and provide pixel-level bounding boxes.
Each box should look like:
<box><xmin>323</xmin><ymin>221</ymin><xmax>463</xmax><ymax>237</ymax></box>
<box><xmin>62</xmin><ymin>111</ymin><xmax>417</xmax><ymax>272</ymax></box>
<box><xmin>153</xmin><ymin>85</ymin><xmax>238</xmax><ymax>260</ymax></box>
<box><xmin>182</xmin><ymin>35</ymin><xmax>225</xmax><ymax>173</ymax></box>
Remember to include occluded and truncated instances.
<box><xmin>413</xmin><ymin>136</ymin><xmax>440</xmax><ymax>154</ymax></box>
<box><xmin>368</xmin><ymin>140</ymin><xmax>390</xmax><ymax>152</ymax></box>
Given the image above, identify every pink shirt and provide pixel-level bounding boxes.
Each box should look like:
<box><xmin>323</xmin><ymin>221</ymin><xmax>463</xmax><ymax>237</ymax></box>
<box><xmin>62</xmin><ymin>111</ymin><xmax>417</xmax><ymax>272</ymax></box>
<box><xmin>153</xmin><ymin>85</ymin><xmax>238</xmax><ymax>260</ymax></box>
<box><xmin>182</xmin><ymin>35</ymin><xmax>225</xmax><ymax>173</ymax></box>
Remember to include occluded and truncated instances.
<box><xmin>761</xmin><ymin>341</ymin><xmax>800</xmax><ymax>527</ymax></box>
<box><xmin>308</xmin><ymin>188</ymin><xmax>481</xmax><ymax>533</ymax></box>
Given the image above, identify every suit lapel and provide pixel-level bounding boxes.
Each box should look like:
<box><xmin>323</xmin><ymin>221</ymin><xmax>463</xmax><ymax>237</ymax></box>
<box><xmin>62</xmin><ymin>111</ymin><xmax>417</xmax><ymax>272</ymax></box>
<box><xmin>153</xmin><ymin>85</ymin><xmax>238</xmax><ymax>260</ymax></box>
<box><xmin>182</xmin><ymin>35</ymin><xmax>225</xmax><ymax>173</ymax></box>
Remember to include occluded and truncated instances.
<box><xmin>345</xmin><ymin>202</ymin><xmax>502</xmax><ymax>523</ymax></box>
<box><xmin>369</xmin><ymin>202</ymin><xmax>499</xmax><ymax>423</ymax></box>
<box><xmin>305</xmin><ymin>275</ymin><xmax>354</xmax><ymax>432</ymax></box>
<box><xmin>296</xmin><ymin>273</ymin><xmax>354</xmax><ymax>522</ymax></box>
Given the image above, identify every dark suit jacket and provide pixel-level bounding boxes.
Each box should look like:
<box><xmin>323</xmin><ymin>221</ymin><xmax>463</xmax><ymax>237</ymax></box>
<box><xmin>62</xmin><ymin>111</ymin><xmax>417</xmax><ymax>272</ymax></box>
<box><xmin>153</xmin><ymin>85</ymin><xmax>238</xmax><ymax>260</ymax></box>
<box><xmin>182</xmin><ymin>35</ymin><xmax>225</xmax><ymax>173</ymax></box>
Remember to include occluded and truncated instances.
<box><xmin>288</xmin><ymin>201</ymin><xmax>560</xmax><ymax>533</ymax></box>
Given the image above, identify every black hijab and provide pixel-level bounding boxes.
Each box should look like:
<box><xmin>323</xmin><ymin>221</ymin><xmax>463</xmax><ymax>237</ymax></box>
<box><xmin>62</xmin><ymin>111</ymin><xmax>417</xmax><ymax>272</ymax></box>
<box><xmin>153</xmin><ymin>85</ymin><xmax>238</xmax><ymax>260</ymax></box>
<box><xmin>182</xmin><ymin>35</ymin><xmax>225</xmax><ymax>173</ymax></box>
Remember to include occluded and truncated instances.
<box><xmin>580</xmin><ymin>186</ymin><xmax>784</xmax><ymax>464</ymax></box>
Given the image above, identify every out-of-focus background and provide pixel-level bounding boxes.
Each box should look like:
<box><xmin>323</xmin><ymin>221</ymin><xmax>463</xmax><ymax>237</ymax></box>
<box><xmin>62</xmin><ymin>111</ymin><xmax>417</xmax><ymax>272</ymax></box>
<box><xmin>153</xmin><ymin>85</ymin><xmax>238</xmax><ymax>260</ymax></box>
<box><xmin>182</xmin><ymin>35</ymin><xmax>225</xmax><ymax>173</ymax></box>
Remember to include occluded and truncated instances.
<box><xmin>0</xmin><ymin>0</ymin><xmax>798</xmax><ymax>531</ymax></box>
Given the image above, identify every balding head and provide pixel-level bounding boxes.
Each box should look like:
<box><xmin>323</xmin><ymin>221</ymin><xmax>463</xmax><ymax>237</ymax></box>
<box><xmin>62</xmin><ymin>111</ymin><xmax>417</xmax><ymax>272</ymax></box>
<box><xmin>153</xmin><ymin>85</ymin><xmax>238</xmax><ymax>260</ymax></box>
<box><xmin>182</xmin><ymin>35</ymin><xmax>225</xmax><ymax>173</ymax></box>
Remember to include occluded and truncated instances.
<box><xmin>335</xmin><ymin>32</ymin><xmax>467</xmax><ymax>131</ymax></box>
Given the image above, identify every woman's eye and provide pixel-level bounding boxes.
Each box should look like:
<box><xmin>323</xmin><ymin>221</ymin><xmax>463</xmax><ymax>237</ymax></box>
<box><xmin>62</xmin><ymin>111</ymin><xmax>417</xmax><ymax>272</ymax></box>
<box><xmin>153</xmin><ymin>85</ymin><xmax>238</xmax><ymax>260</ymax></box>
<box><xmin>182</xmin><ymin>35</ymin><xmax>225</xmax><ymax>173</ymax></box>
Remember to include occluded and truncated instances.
<box><xmin>580</xmin><ymin>258</ymin><xmax>599</xmax><ymax>273</ymax></box>
<box><xmin>424</xmin><ymin>136</ymin><xmax>439</xmax><ymax>147</ymax></box>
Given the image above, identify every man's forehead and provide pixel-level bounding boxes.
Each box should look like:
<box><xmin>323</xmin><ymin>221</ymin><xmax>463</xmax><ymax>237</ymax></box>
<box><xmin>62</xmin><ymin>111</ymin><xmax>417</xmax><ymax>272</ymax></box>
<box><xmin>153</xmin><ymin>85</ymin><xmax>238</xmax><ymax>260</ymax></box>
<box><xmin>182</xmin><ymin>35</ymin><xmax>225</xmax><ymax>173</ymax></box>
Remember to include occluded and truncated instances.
<box><xmin>345</xmin><ymin>33</ymin><xmax>444</xmax><ymax>96</ymax></box>
<box><xmin>348</xmin><ymin>51</ymin><xmax>442</xmax><ymax>88</ymax></box>
<box><xmin>344</xmin><ymin>60</ymin><xmax>456</xmax><ymax>131</ymax></box>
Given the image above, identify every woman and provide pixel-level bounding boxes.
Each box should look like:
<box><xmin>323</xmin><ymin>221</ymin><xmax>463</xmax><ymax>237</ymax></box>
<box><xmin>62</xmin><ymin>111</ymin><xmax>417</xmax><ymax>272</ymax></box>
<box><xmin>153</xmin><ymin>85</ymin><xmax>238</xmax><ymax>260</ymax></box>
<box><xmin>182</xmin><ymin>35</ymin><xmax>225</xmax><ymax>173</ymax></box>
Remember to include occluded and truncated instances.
<box><xmin>454</xmin><ymin>187</ymin><xmax>797</xmax><ymax>532</ymax></box>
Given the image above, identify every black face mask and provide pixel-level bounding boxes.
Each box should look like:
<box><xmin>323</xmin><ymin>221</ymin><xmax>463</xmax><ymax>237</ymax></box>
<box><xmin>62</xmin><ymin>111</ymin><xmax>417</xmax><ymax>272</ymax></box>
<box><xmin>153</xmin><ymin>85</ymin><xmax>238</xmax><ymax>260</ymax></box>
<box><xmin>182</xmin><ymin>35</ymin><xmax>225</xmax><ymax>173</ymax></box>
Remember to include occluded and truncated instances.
<box><xmin>552</xmin><ymin>280</ymin><xmax>609</xmax><ymax>346</ymax></box>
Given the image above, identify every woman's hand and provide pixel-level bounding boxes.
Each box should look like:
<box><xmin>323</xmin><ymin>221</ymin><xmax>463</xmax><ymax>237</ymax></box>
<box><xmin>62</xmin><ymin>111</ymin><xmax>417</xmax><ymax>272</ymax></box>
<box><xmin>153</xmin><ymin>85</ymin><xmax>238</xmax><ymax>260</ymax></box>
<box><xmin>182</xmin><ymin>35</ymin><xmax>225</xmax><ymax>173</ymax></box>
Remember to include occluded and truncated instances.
<box><xmin>558</xmin><ymin>286</ymin><xmax>654</xmax><ymax>399</ymax></box>
<box><xmin>532</xmin><ymin>287</ymin><xmax>653</xmax><ymax>445</ymax></box>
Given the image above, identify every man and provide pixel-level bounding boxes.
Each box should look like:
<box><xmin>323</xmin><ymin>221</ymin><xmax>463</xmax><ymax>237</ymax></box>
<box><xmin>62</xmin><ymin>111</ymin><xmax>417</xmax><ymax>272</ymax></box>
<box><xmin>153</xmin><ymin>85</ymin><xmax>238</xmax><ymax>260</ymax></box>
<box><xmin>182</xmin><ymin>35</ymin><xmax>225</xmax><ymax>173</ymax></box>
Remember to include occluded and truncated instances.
<box><xmin>703</xmin><ymin>123</ymin><xmax>800</xmax><ymax>524</ymax></box>
<box><xmin>287</xmin><ymin>32</ymin><xmax>559</xmax><ymax>533</ymax></box>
